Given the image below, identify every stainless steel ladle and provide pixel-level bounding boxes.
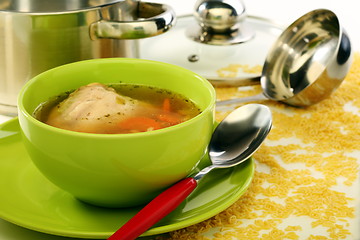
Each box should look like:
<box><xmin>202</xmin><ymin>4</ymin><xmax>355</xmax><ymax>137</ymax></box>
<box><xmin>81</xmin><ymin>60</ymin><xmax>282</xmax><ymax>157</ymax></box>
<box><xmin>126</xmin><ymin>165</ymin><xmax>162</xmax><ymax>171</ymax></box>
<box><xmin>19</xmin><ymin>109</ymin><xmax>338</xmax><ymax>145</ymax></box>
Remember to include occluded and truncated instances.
<box><xmin>107</xmin><ymin>104</ymin><xmax>272</xmax><ymax>240</ymax></box>
<box><xmin>215</xmin><ymin>9</ymin><xmax>352</xmax><ymax>107</ymax></box>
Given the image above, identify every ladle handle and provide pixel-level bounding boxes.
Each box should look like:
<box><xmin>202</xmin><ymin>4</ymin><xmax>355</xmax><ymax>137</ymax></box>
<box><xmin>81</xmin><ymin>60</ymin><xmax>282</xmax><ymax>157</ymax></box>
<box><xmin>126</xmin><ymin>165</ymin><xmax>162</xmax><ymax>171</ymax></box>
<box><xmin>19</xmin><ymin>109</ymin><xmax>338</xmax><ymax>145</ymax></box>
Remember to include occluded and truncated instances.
<box><xmin>207</xmin><ymin>75</ymin><xmax>260</xmax><ymax>87</ymax></box>
<box><xmin>216</xmin><ymin>93</ymin><xmax>267</xmax><ymax>106</ymax></box>
<box><xmin>107</xmin><ymin>177</ymin><xmax>197</xmax><ymax>240</ymax></box>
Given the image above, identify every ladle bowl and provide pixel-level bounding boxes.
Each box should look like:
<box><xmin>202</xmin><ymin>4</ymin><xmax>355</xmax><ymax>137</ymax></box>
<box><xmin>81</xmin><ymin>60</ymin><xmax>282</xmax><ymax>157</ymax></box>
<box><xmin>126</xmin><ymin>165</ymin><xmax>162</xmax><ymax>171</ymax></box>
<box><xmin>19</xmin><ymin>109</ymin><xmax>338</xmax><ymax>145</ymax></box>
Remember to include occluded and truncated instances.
<box><xmin>217</xmin><ymin>9</ymin><xmax>352</xmax><ymax>107</ymax></box>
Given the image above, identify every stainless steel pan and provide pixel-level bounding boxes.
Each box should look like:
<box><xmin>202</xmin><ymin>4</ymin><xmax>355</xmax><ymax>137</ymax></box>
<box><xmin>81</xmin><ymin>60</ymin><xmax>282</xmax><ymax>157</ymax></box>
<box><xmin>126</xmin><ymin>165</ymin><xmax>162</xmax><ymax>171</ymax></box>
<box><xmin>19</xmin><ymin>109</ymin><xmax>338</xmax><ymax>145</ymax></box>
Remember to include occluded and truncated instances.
<box><xmin>0</xmin><ymin>0</ymin><xmax>175</xmax><ymax>115</ymax></box>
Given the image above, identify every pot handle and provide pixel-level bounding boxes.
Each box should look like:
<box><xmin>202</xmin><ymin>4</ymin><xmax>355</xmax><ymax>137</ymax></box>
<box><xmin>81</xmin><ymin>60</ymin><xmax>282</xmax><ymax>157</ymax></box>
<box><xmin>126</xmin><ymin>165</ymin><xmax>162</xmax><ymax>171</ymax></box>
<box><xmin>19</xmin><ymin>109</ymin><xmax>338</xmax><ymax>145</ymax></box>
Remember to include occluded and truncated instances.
<box><xmin>90</xmin><ymin>2</ymin><xmax>176</xmax><ymax>40</ymax></box>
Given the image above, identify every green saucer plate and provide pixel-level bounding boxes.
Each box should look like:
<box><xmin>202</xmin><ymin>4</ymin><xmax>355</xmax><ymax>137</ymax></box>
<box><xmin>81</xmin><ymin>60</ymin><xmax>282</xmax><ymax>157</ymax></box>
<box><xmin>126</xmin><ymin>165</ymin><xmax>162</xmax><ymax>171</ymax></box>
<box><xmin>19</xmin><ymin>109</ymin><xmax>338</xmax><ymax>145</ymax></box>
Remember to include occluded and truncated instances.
<box><xmin>0</xmin><ymin>118</ymin><xmax>254</xmax><ymax>239</ymax></box>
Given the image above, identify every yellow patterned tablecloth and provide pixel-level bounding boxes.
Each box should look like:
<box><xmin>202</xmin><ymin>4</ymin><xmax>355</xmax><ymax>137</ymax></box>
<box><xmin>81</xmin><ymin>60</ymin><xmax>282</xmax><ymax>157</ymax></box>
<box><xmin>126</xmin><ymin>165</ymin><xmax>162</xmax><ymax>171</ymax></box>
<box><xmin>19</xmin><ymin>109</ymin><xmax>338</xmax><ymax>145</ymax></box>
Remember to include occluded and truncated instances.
<box><xmin>158</xmin><ymin>53</ymin><xmax>360</xmax><ymax>239</ymax></box>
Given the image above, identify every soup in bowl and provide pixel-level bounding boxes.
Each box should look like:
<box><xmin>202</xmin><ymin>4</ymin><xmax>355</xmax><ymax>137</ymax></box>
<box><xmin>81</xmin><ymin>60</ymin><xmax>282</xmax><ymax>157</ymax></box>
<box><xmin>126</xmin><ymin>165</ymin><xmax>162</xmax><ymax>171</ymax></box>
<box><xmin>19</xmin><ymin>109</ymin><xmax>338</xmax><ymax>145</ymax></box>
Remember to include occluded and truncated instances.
<box><xmin>17</xmin><ymin>58</ymin><xmax>215</xmax><ymax>208</ymax></box>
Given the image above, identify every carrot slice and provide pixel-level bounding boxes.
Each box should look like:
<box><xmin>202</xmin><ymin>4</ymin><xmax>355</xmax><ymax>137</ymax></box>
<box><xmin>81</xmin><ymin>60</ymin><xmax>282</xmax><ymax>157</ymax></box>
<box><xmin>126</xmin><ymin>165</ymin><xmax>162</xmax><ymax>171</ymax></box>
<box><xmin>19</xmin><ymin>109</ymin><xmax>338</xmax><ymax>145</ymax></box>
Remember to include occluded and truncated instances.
<box><xmin>119</xmin><ymin>117</ymin><xmax>161</xmax><ymax>132</ymax></box>
<box><xmin>162</xmin><ymin>98</ymin><xmax>171</xmax><ymax>112</ymax></box>
<box><xmin>157</xmin><ymin>113</ymin><xmax>182</xmax><ymax>125</ymax></box>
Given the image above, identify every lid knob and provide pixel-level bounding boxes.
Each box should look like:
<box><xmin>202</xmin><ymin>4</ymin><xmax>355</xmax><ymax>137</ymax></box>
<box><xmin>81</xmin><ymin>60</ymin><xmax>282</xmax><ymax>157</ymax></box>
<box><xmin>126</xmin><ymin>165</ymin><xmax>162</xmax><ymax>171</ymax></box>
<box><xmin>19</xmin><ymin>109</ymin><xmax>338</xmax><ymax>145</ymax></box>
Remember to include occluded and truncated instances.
<box><xmin>194</xmin><ymin>0</ymin><xmax>246</xmax><ymax>33</ymax></box>
<box><xmin>187</xmin><ymin>0</ymin><xmax>255</xmax><ymax>45</ymax></box>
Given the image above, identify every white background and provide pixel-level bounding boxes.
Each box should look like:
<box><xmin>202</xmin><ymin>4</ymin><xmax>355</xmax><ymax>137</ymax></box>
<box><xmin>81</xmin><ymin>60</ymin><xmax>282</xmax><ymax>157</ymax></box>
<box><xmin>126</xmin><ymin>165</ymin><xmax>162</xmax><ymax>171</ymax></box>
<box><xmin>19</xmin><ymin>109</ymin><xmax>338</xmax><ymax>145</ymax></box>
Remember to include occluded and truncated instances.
<box><xmin>0</xmin><ymin>0</ymin><xmax>359</xmax><ymax>239</ymax></box>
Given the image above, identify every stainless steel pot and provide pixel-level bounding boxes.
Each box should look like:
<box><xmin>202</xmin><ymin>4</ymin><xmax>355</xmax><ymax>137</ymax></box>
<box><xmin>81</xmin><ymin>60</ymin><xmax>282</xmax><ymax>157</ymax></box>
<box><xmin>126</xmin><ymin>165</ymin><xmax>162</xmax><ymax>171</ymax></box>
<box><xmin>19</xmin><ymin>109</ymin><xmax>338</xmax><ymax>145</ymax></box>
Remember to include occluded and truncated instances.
<box><xmin>0</xmin><ymin>0</ymin><xmax>175</xmax><ymax>115</ymax></box>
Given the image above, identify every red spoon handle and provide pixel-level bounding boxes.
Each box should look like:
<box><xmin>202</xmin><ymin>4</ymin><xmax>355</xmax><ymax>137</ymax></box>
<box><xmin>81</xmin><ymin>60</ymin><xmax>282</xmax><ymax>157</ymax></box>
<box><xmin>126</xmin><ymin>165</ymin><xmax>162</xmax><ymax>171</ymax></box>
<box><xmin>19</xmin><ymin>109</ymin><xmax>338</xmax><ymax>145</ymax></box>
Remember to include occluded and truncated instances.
<box><xmin>108</xmin><ymin>177</ymin><xmax>198</xmax><ymax>240</ymax></box>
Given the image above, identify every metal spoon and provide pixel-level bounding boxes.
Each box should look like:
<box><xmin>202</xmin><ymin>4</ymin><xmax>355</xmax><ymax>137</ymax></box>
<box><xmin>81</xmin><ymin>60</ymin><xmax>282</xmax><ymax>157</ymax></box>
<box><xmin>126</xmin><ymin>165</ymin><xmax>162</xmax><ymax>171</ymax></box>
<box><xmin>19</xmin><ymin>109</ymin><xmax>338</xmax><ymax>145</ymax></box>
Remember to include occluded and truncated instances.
<box><xmin>107</xmin><ymin>104</ymin><xmax>272</xmax><ymax>240</ymax></box>
<box><xmin>215</xmin><ymin>9</ymin><xmax>352</xmax><ymax>107</ymax></box>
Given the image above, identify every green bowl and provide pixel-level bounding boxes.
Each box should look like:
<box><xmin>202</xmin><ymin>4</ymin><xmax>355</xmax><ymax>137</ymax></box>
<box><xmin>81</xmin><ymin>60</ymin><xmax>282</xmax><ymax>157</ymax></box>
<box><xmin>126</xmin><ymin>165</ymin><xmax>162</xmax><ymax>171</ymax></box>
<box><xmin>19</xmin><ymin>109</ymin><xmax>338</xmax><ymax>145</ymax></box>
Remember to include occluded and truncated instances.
<box><xmin>17</xmin><ymin>58</ymin><xmax>215</xmax><ymax>208</ymax></box>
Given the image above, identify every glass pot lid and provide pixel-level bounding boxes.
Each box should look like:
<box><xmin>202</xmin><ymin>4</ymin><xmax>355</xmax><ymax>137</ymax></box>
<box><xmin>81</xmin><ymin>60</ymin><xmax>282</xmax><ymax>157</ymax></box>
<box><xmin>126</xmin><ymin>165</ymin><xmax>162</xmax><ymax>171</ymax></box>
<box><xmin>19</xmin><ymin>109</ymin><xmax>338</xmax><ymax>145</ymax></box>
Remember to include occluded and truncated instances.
<box><xmin>139</xmin><ymin>14</ymin><xmax>284</xmax><ymax>87</ymax></box>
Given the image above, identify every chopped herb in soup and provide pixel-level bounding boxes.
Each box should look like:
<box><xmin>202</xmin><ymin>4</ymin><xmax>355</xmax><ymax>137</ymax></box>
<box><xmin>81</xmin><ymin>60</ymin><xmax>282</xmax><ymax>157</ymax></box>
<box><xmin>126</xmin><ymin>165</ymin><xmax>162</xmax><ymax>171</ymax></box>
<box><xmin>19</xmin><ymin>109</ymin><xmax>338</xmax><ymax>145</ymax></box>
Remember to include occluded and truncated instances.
<box><xmin>33</xmin><ymin>83</ymin><xmax>201</xmax><ymax>134</ymax></box>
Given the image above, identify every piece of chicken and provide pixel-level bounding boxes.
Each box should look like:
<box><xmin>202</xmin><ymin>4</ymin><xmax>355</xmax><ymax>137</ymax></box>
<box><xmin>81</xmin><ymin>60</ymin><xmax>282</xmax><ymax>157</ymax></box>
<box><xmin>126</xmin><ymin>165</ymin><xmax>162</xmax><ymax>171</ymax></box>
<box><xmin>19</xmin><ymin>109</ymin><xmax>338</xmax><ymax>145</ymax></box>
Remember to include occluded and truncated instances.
<box><xmin>45</xmin><ymin>83</ymin><xmax>153</xmax><ymax>134</ymax></box>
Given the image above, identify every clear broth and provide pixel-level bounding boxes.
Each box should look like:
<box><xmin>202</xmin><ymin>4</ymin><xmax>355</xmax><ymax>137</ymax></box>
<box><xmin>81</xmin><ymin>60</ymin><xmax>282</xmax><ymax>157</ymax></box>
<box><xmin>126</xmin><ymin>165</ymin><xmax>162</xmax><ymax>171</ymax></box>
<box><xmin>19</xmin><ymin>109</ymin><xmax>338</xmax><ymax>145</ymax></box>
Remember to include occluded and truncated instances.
<box><xmin>34</xmin><ymin>83</ymin><xmax>202</xmax><ymax>134</ymax></box>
